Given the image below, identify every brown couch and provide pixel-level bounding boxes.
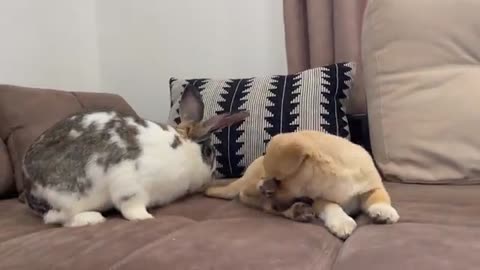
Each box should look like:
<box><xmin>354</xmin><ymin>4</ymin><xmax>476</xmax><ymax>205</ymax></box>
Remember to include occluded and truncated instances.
<box><xmin>0</xmin><ymin>84</ymin><xmax>479</xmax><ymax>270</ymax></box>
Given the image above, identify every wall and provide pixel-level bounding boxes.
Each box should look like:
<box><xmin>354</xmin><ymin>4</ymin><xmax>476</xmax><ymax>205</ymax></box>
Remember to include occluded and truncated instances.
<box><xmin>96</xmin><ymin>0</ymin><xmax>287</xmax><ymax>121</ymax></box>
<box><xmin>0</xmin><ymin>1</ymin><xmax>286</xmax><ymax>121</ymax></box>
<box><xmin>0</xmin><ymin>0</ymin><xmax>100</xmax><ymax>91</ymax></box>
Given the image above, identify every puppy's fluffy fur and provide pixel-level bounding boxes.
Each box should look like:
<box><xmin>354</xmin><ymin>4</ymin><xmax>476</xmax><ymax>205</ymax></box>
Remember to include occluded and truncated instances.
<box><xmin>205</xmin><ymin>130</ymin><xmax>399</xmax><ymax>239</ymax></box>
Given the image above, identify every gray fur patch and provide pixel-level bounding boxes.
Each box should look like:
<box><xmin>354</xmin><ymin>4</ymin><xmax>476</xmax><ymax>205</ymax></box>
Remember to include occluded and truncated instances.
<box><xmin>170</xmin><ymin>135</ymin><xmax>182</xmax><ymax>149</ymax></box>
<box><xmin>199</xmin><ymin>138</ymin><xmax>216</xmax><ymax>170</ymax></box>
<box><xmin>23</xmin><ymin>110</ymin><xmax>144</xmax><ymax>195</ymax></box>
<box><xmin>132</xmin><ymin>117</ymin><xmax>147</xmax><ymax>127</ymax></box>
<box><xmin>97</xmin><ymin>117</ymin><xmax>142</xmax><ymax>172</ymax></box>
<box><xmin>24</xmin><ymin>189</ymin><xmax>51</xmax><ymax>215</ymax></box>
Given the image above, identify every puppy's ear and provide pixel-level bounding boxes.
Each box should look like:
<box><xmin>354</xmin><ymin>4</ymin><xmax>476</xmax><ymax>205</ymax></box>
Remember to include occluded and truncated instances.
<box><xmin>263</xmin><ymin>135</ymin><xmax>309</xmax><ymax>180</ymax></box>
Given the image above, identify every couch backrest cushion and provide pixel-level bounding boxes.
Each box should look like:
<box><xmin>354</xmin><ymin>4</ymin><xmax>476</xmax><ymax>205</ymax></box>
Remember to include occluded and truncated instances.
<box><xmin>0</xmin><ymin>84</ymin><xmax>138</xmax><ymax>194</ymax></box>
<box><xmin>362</xmin><ymin>0</ymin><xmax>480</xmax><ymax>184</ymax></box>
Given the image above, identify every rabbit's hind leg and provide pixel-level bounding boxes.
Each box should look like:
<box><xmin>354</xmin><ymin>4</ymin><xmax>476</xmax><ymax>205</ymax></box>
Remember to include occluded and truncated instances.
<box><xmin>110</xmin><ymin>178</ymin><xmax>153</xmax><ymax>221</ymax></box>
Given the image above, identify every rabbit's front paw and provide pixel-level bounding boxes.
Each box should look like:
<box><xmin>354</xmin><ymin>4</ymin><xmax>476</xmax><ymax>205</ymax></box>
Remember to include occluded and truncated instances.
<box><xmin>121</xmin><ymin>206</ymin><xmax>154</xmax><ymax>221</ymax></box>
<box><xmin>367</xmin><ymin>203</ymin><xmax>399</xmax><ymax>224</ymax></box>
<box><xmin>64</xmin><ymin>211</ymin><xmax>106</xmax><ymax>227</ymax></box>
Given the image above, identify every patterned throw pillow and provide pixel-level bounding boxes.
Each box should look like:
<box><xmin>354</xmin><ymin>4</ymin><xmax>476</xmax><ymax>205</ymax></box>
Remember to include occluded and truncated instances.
<box><xmin>168</xmin><ymin>62</ymin><xmax>355</xmax><ymax>178</ymax></box>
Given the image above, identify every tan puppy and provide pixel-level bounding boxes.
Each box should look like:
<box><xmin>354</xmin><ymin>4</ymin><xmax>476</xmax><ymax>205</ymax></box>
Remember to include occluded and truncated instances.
<box><xmin>205</xmin><ymin>130</ymin><xmax>399</xmax><ymax>239</ymax></box>
<box><xmin>207</xmin><ymin>155</ymin><xmax>317</xmax><ymax>223</ymax></box>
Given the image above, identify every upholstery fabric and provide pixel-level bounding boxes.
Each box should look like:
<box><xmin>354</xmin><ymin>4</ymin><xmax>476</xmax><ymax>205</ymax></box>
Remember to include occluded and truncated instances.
<box><xmin>362</xmin><ymin>0</ymin><xmax>480</xmax><ymax>184</ymax></box>
<box><xmin>0</xmin><ymin>182</ymin><xmax>479</xmax><ymax>269</ymax></box>
<box><xmin>0</xmin><ymin>138</ymin><xmax>14</xmax><ymax>197</ymax></box>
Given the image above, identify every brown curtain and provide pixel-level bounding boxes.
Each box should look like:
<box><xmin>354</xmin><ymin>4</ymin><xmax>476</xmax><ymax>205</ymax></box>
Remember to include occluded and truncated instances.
<box><xmin>283</xmin><ymin>0</ymin><xmax>368</xmax><ymax>114</ymax></box>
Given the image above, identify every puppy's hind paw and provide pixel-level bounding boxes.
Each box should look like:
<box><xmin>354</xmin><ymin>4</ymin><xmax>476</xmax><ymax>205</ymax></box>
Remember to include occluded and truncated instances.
<box><xmin>290</xmin><ymin>202</ymin><xmax>316</xmax><ymax>223</ymax></box>
<box><xmin>367</xmin><ymin>203</ymin><xmax>400</xmax><ymax>224</ymax></box>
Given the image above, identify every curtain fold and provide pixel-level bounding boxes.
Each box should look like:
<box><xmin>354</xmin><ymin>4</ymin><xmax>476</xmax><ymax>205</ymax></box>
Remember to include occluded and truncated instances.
<box><xmin>283</xmin><ymin>0</ymin><xmax>367</xmax><ymax>114</ymax></box>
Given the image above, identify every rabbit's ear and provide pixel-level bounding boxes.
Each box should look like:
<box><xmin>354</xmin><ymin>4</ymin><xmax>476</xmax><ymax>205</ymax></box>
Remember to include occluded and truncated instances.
<box><xmin>179</xmin><ymin>84</ymin><xmax>204</xmax><ymax>123</ymax></box>
<box><xmin>185</xmin><ymin>111</ymin><xmax>249</xmax><ymax>142</ymax></box>
<box><xmin>202</xmin><ymin>111</ymin><xmax>250</xmax><ymax>134</ymax></box>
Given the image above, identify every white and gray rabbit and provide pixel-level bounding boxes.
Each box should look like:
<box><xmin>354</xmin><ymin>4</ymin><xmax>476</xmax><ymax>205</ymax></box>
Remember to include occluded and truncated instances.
<box><xmin>22</xmin><ymin>85</ymin><xmax>249</xmax><ymax>227</ymax></box>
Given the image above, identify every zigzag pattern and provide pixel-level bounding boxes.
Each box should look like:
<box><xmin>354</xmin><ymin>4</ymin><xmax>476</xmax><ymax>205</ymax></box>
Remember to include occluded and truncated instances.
<box><xmin>167</xmin><ymin>62</ymin><xmax>354</xmax><ymax>178</ymax></box>
<box><xmin>264</xmin><ymin>74</ymin><xmax>302</xmax><ymax>145</ymax></box>
<box><xmin>213</xmin><ymin>78</ymin><xmax>253</xmax><ymax>177</ymax></box>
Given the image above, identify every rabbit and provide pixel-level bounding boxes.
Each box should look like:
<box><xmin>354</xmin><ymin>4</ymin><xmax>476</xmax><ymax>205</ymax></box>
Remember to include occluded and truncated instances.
<box><xmin>206</xmin><ymin>130</ymin><xmax>399</xmax><ymax>239</ymax></box>
<box><xmin>22</xmin><ymin>84</ymin><xmax>249</xmax><ymax>227</ymax></box>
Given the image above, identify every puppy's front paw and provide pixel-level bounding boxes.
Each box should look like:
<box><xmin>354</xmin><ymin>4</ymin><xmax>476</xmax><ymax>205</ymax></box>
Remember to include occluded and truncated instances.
<box><xmin>325</xmin><ymin>215</ymin><xmax>357</xmax><ymax>240</ymax></box>
<box><xmin>291</xmin><ymin>202</ymin><xmax>316</xmax><ymax>223</ymax></box>
<box><xmin>367</xmin><ymin>203</ymin><xmax>400</xmax><ymax>224</ymax></box>
<box><xmin>257</xmin><ymin>179</ymin><xmax>278</xmax><ymax>198</ymax></box>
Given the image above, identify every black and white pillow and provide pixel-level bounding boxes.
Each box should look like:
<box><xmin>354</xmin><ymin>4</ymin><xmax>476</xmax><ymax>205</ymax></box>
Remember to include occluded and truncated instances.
<box><xmin>168</xmin><ymin>62</ymin><xmax>356</xmax><ymax>178</ymax></box>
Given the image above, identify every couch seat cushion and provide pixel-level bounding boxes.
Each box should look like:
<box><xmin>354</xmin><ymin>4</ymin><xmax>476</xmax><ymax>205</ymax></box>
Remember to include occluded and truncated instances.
<box><xmin>0</xmin><ymin>196</ymin><xmax>342</xmax><ymax>270</ymax></box>
<box><xmin>333</xmin><ymin>223</ymin><xmax>480</xmax><ymax>270</ymax></box>
<box><xmin>384</xmin><ymin>182</ymin><xmax>480</xmax><ymax>226</ymax></box>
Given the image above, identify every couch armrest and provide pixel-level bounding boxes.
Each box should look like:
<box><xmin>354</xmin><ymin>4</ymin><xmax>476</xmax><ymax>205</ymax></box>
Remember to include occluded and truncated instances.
<box><xmin>72</xmin><ymin>92</ymin><xmax>138</xmax><ymax>117</ymax></box>
<box><xmin>0</xmin><ymin>84</ymin><xmax>139</xmax><ymax>195</ymax></box>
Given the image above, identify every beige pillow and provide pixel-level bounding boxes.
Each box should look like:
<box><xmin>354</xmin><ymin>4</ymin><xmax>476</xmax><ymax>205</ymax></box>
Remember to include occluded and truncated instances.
<box><xmin>362</xmin><ymin>0</ymin><xmax>480</xmax><ymax>184</ymax></box>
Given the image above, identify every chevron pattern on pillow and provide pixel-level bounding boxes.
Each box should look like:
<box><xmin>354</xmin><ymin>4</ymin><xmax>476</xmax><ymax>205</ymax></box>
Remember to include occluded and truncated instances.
<box><xmin>168</xmin><ymin>62</ymin><xmax>355</xmax><ymax>178</ymax></box>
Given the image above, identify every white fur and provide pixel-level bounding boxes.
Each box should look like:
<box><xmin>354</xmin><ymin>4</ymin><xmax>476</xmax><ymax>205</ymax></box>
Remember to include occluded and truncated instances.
<box><xmin>108</xmin><ymin>129</ymin><xmax>127</xmax><ymax>149</ymax></box>
<box><xmin>31</xmin><ymin>112</ymin><xmax>213</xmax><ymax>227</ymax></box>
<box><xmin>81</xmin><ymin>111</ymin><xmax>115</xmax><ymax>130</ymax></box>
<box><xmin>319</xmin><ymin>203</ymin><xmax>357</xmax><ymax>239</ymax></box>
<box><xmin>69</xmin><ymin>129</ymin><xmax>82</xmax><ymax>138</ymax></box>
<box><xmin>367</xmin><ymin>203</ymin><xmax>400</xmax><ymax>224</ymax></box>
<box><xmin>64</xmin><ymin>212</ymin><xmax>106</xmax><ymax>227</ymax></box>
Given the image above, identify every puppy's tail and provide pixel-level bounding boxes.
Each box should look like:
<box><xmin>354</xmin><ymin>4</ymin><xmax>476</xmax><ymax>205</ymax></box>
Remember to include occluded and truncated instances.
<box><xmin>205</xmin><ymin>177</ymin><xmax>247</xmax><ymax>200</ymax></box>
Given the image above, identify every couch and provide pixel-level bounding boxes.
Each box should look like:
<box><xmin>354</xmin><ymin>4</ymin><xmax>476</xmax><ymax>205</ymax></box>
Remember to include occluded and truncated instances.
<box><xmin>0</xmin><ymin>84</ymin><xmax>479</xmax><ymax>270</ymax></box>
<box><xmin>1</xmin><ymin>0</ymin><xmax>480</xmax><ymax>269</ymax></box>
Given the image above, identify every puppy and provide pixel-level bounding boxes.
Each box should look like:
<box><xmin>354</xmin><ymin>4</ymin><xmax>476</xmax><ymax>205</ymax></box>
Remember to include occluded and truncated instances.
<box><xmin>206</xmin><ymin>155</ymin><xmax>317</xmax><ymax>223</ymax></box>
<box><xmin>206</xmin><ymin>130</ymin><xmax>399</xmax><ymax>239</ymax></box>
